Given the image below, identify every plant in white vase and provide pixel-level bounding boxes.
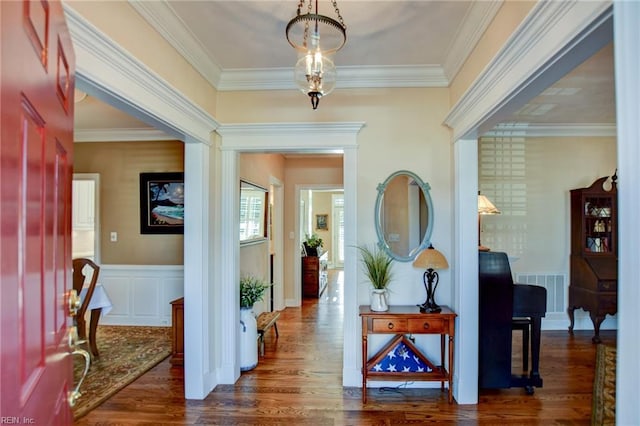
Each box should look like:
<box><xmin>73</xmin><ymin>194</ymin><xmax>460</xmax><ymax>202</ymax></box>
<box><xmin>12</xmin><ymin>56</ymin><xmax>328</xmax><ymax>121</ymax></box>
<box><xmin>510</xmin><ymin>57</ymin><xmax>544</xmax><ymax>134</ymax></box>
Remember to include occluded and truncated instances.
<box><xmin>239</xmin><ymin>275</ymin><xmax>271</xmax><ymax>371</ymax></box>
<box><xmin>357</xmin><ymin>245</ymin><xmax>394</xmax><ymax>311</ymax></box>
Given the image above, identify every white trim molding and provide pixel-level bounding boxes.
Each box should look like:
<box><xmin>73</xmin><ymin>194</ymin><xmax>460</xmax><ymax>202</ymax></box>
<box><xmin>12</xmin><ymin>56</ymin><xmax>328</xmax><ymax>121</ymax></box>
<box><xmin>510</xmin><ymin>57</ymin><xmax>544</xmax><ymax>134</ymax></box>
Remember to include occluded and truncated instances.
<box><xmin>613</xmin><ymin>1</ymin><xmax>640</xmax><ymax>422</ymax></box>
<box><xmin>219</xmin><ymin>65</ymin><xmax>448</xmax><ymax>91</ymax></box>
<box><xmin>63</xmin><ymin>4</ymin><xmax>219</xmax><ymax>146</ymax></box>
<box><xmin>442</xmin><ymin>1</ymin><xmax>503</xmax><ymax>82</ymax></box>
<box><xmin>217</xmin><ymin>122</ymin><xmax>365</xmax><ymax>151</ymax></box>
<box><xmin>483</xmin><ymin>122</ymin><xmax>616</xmax><ymax>138</ymax></box>
<box><xmin>214</xmin><ymin>122</ymin><xmax>362</xmax><ymax>388</ymax></box>
<box><xmin>128</xmin><ymin>0</ymin><xmax>497</xmax><ymax>91</ymax></box>
<box><xmin>128</xmin><ymin>0</ymin><xmax>222</xmax><ymax>89</ymax></box>
<box><xmin>98</xmin><ymin>265</ymin><xmax>184</xmax><ymax>326</ymax></box>
<box><xmin>443</xmin><ymin>1</ymin><xmax>613</xmax><ymax>140</ymax></box>
<box><xmin>74</xmin><ymin>128</ymin><xmax>177</xmax><ymax>143</ymax></box>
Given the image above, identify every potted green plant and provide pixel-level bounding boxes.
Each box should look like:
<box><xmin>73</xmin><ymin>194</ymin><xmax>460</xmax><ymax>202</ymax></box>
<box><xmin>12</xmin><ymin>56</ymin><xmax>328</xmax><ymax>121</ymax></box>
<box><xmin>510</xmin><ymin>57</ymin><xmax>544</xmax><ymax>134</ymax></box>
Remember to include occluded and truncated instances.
<box><xmin>240</xmin><ymin>275</ymin><xmax>270</xmax><ymax>309</ymax></box>
<box><xmin>239</xmin><ymin>275</ymin><xmax>270</xmax><ymax>371</ymax></box>
<box><xmin>357</xmin><ymin>245</ymin><xmax>394</xmax><ymax>311</ymax></box>
<box><xmin>303</xmin><ymin>233</ymin><xmax>324</xmax><ymax>256</ymax></box>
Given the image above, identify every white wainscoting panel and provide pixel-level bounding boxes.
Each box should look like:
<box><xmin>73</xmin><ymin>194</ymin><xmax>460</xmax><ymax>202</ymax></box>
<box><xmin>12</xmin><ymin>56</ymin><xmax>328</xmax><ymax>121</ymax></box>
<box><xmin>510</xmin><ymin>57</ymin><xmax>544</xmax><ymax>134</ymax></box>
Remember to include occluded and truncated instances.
<box><xmin>98</xmin><ymin>265</ymin><xmax>184</xmax><ymax>326</ymax></box>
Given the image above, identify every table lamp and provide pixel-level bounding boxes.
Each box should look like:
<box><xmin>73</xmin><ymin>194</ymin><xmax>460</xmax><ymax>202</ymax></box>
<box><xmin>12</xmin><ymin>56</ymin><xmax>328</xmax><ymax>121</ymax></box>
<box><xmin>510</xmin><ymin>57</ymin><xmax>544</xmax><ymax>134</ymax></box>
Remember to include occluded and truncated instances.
<box><xmin>412</xmin><ymin>244</ymin><xmax>449</xmax><ymax>313</ymax></box>
<box><xmin>478</xmin><ymin>191</ymin><xmax>500</xmax><ymax>251</ymax></box>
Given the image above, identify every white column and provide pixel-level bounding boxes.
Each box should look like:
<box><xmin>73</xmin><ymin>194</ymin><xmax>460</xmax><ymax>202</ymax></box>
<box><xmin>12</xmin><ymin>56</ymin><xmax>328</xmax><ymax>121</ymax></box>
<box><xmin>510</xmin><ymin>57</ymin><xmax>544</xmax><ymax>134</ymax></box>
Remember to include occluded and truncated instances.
<box><xmin>614</xmin><ymin>1</ymin><xmax>640</xmax><ymax>422</ymax></box>
<box><xmin>184</xmin><ymin>141</ymin><xmax>215</xmax><ymax>398</ymax></box>
<box><xmin>342</xmin><ymin>145</ymin><xmax>360</xmax><ymax>386</ymax></box>
<box><xmin>217</xmin><ymin>148</ymin><xmax>240</xmax><ymax>383</ymax></box>
<box><xmin>452</xmin><ymin>138</ymin><xmax>479</xmax><ymax>404</ymax></box>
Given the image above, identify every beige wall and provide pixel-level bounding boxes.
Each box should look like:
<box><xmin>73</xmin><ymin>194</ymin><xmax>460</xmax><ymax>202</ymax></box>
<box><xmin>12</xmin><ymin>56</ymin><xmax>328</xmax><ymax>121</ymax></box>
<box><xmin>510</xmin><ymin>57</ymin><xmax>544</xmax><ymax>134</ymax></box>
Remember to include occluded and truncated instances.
<box><xmin>74</xmin><ymin>141</ymin><xmax>184</xmax><ymax>265</ymax></box>
<box><xmin>450</xmin><ymin>1</ymin><xmax>535</xmax><ymax>105</ymax></box>
<box><xmin>481</xmin><ymin>136</ymin><xmax>617</xmax><ymax>276</ymax></box>
<box><xmin>219</xmin><ymin>87</ymin><xmax>453</xmax><ymax>306</ymax></box>
<box><xmin>67</xmin><ymin>2</ymin><xmax>218</xmax><ymax>116</ymax></box>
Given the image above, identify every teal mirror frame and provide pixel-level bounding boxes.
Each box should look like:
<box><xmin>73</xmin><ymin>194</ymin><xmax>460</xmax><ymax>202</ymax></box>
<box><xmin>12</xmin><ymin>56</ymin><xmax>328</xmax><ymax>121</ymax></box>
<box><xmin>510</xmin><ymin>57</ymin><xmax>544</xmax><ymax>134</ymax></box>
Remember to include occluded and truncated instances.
<box><xmin>374</xmin><ymin>170</ymin><xmax>434</xmax><ymax>262</ymax></box>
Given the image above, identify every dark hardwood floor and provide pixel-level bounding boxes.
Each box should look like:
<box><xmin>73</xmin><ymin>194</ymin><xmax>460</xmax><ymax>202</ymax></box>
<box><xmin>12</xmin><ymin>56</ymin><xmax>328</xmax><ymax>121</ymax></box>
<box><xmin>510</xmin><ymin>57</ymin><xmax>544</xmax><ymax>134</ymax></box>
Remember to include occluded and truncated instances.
<box><xmin>76</xmin><ymin>269</ymin><xmax>614</xmax><ymax>425</ymax></box>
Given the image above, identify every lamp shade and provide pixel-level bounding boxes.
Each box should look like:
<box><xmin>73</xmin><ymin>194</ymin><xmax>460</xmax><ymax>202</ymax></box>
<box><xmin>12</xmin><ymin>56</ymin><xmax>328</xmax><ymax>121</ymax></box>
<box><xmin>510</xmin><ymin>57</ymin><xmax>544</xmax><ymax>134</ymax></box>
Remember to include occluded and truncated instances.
<box><xmin>478</xmin><ymin>194</ymin><xmax>501</xmax><ymax>215</ymax></box>
<box><xmin>413</xmin><ymin>244</ymin><xmax>449</xmax><ymax>270</ymax></box>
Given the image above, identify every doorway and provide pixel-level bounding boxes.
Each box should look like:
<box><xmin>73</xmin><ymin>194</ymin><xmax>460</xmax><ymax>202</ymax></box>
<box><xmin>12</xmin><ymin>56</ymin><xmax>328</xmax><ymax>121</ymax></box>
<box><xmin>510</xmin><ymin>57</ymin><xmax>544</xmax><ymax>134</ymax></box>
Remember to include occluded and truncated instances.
<box><xmin>72</xmin><ymin>174</ymin><xmax>100</xmax><ymax>263</ymax></box>
<box><xmin>298</xmin><ymin>187</ymin><xmax>344</xmax><ymax>270</ymax></box>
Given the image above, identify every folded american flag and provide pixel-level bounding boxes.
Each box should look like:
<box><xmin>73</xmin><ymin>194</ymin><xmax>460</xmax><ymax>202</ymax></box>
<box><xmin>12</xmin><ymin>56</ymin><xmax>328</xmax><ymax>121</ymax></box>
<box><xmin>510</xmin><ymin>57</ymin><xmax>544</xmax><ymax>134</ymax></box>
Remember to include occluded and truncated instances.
<box><xmin>370</xmin><ymin>338</ymin><xmax>434</xmax><ymax>373</ymax></box>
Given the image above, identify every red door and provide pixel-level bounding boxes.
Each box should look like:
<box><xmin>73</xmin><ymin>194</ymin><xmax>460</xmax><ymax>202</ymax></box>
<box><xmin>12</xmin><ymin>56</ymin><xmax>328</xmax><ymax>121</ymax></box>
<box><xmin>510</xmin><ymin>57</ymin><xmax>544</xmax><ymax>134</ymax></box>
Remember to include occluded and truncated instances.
<box><xmin>1</xmin><ymin>1</ymin><xmax>75</xmax><ymax>423</ymax></box>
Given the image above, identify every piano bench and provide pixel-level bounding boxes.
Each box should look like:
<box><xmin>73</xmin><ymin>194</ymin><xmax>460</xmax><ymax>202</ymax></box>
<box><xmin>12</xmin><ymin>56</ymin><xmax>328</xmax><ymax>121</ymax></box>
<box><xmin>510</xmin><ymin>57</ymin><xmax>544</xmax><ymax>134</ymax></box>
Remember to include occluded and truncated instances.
<box><xmin>512</xmin><ymin>317</ymin><xmax>532</xmax><ymax>371</ymax></box>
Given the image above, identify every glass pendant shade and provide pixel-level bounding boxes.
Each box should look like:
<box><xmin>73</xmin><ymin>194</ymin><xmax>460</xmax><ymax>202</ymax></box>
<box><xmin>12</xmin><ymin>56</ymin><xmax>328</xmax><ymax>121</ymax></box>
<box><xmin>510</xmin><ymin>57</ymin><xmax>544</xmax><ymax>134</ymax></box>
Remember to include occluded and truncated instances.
<box><xmin>286</xmin><ymin>0</ymin><xmax>346</xmax><ymax>109</ymax></box>
<box><xmin>294</xmin><ymin>50</ymin><xmax>336</xmax><ymax>109</ymax></box>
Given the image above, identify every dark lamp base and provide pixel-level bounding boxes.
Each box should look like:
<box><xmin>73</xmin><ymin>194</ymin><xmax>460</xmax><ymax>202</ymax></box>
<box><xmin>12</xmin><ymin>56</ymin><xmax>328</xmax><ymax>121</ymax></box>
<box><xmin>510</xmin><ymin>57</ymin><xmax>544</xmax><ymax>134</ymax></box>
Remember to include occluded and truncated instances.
<box><xmin>418</xmin><ymin>303</ymin><xmax>442</xmax><ymax>313</ymax></box>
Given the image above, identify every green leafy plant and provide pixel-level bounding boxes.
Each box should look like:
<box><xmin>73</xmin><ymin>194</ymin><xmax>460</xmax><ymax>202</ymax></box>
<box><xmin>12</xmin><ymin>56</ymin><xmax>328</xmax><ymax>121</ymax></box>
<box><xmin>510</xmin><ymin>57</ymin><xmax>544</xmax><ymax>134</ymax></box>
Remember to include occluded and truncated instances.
<box><xmin>304</xmin><ymin>233</ymin><xmax>324</xmax><ymax>248</ymax></box>
<box><xmin>357</xmin><ymin>245</ymin><xmax>394</xmax><ymax>290</ymax></box>
<box><xmin>240</xmin><ymin>275</ymin><xmax>271</xmax><ymax>308</ymax></box>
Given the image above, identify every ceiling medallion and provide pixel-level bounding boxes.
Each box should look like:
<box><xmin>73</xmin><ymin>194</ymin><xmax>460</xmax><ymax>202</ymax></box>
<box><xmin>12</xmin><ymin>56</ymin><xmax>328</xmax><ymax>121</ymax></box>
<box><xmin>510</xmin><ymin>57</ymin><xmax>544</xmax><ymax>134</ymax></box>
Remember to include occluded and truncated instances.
<box><xmin>285</xmin><ymin>0</ymin><xmax>347</xmax><ymax>110</ymax></box>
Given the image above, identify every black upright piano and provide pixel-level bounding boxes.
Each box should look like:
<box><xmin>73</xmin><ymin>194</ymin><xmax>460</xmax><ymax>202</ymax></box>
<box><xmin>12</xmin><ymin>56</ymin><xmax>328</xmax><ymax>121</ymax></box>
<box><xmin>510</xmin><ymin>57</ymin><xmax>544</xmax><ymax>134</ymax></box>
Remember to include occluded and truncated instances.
<box><xmin>479</xmin><ymin>251</ymin><xmax>547</xmax><ymax>394</ymax></box>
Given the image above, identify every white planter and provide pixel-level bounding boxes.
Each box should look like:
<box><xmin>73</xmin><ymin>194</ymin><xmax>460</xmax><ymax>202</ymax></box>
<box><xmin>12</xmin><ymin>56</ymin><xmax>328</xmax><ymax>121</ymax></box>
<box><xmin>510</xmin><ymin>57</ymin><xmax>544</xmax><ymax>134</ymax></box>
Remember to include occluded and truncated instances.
<box><xmin>239</xmin><ymin>306</ymin><xmax>258</xmax><ymax>371</ymax></box>
<box><xmin>370</xmin><ymin>289</ymin><xmax>389</xmax><ymax>312</ymax></box>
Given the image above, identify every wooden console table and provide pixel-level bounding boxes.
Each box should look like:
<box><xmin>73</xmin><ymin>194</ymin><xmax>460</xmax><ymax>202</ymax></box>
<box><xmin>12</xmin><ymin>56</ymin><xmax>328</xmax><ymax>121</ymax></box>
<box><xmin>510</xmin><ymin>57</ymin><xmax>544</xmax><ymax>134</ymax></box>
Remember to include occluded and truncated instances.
<box><xmin>170</xmin><ymin>297</ymin><xmax>184</xmax><ymax>366</ymax></box>
<box><xmin>359</xmin><ymin>305</ymin><xmax>456</xmax><ymax>403</ymax></box>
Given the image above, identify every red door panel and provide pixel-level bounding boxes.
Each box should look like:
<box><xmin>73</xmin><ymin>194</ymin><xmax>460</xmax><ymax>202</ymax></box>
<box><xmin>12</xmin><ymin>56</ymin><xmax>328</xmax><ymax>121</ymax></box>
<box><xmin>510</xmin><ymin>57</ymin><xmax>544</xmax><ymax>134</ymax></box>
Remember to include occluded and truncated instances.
<box><xmin>1</xmin><ymin>1</ymin><xmax>75</xmax><ymax>423</ymax></box>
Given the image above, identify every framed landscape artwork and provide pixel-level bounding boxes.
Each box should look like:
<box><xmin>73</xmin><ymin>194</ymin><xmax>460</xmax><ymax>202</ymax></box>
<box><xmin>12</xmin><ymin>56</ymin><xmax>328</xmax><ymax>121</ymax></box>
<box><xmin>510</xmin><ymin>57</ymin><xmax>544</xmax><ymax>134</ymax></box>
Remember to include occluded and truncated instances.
<box><xmin>140</xmin><ymin>172</ymin><xmax>184</xmax><ymax>234</ymax></box>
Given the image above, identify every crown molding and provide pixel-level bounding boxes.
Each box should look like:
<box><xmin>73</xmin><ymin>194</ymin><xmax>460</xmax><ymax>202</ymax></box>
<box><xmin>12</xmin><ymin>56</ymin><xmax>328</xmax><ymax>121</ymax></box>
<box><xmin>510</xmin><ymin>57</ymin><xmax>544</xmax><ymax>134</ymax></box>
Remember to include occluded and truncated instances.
<box><xmin>128</xmin><ymin>0</ymin><xmax>222</xmax><ymax>88</ymax></box>
<box><xmin>64</xmin><ymin>4</ymin><xmax>218</xmax><ymax>145</ymax></box>
<box><xmin>483</xmin><ymin>123</ymin><xmax>616</xmax><ymax>138</ymax></box>
<box><xmin>74</xmin><ymin>128</ymin><xmax>178</xmax><ymax>143</ymax></box>
<box><xmin>218</xmin><ymin>65</ymin><xmax>448</xmax><ymax>91</ymax></box>
<box><xmin>338</xmin><ymin>65</ymin><xmax>448</xmax><ymax>89</ymax></box>
<box><xmin>443</xmin><ymin>0</ymin><xmax>612</xmax><ymax>141</ymax></box>
<box><xmin>132</xmin><ymin>1</ymin><xmax>449</xmax><ymax>90</ymax></box>
<box><xmin>217</xmin><ymin>122</ymin><xmax>365</xmax><ymax>151</ymax></box>
<box><xmin>217</xmin><ymin>122</ymin><xmax>365</xmax><ymax>137</ymax></box>
<box><xmin>442</xmin><ymin>1</ymin><xmax>503</xmax><ymax>82</ymax></box>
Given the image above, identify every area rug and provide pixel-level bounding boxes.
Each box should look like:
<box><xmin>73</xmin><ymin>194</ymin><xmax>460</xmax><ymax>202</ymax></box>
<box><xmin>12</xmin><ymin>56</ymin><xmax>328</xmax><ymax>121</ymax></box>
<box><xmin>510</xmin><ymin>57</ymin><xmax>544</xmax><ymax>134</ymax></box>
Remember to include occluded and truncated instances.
<box><xmin>592</xmin><ymin>344</ymin><xmax>616</xmax><ymax>425</ymax></box>
<box><xmin>73</xmin><ymin>325</ymin><xmax>171</xmax><ymax>419</ymax></box>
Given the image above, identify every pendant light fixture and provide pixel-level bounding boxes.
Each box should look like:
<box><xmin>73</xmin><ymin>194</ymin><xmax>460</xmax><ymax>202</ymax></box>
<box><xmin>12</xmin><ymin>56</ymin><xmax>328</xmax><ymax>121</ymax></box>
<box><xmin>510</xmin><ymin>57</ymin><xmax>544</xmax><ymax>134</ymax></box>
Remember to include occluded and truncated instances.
<box><xmin>285</xmin><ymin>0</ymin><xmax>346</xmax><ymax>109</ymax></box>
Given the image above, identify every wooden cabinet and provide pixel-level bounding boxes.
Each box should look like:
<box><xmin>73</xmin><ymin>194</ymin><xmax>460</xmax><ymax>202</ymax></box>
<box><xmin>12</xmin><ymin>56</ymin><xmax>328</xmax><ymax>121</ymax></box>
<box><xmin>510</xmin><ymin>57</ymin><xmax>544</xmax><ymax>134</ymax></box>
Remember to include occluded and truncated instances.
<box><xmin>359</xmin><ymin>305</ymin><xmax>456</xmax><ymax>404</ymax></box>
<box><xmin>302</xmin><ymin>251</ymin><xmax>328</xmax><ymax>298</ymax></box>
<box><xmin>568</xmin><ymin>174</ymin><xmax>617</xmax><ymax>343</ymax></box>
<box><xmin>170</xmin><ymin>297</ymin><xmax>184</xmax><ymax>366</ymax></box>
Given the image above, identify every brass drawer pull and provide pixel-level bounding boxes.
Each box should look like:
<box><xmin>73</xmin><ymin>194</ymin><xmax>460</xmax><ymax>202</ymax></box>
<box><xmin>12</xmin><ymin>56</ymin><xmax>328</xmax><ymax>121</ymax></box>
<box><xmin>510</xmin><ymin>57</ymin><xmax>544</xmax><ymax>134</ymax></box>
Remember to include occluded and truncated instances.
<box><xmin>387</xmin><ymin>322</ymin><xmax>394</xmax><ymax>330</ymax></box>
<box><xmin>423</xmin><ymin>322</ymin><xmax>430</xmax><ymax>330</ymax></box>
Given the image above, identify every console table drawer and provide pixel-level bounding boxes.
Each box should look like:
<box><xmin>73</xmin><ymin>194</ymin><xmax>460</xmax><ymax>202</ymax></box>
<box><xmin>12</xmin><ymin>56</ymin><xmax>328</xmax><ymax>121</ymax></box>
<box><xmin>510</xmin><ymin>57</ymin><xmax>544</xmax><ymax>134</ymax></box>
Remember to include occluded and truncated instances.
<box><xmin>371</xmin><ymin>318</ymin><xmax>408</xmax><ymax>332</ymax></box>
<box><xmin>408</xmin><ymin>318</ymin><xmax>446</xmax><ymax>333</ymax></box>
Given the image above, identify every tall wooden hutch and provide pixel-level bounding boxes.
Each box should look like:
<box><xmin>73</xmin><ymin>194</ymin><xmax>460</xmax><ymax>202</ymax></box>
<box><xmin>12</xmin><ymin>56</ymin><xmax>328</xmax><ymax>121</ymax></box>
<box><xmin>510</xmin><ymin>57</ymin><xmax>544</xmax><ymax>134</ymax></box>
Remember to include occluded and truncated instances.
<box><xmin>568</xmin><ymin>174</ymin><xmax>617</xmax><ymax>343</ymax></box>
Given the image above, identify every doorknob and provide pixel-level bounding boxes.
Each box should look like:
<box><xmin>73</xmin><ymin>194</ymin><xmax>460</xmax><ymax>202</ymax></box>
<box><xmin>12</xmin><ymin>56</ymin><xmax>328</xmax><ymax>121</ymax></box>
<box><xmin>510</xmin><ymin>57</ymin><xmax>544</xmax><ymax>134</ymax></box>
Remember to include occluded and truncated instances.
<box><xmin>68</xmin><ymin>326</ymin><xmax>91</xmax><ymax>407</ymax></box>
<box><xmin>68</xmin><ymin>289</ymin><xmax>81</xmax><ymax>317</ymax></box>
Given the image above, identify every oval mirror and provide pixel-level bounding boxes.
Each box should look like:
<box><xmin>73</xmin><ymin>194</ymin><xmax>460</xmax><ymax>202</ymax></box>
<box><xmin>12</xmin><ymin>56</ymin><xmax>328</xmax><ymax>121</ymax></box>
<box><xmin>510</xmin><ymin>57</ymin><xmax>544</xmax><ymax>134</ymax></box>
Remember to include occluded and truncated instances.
<box><xmin>374</xmin><ymin>170</ymin><xmax>434</xmax><ymax>262</ymax></box>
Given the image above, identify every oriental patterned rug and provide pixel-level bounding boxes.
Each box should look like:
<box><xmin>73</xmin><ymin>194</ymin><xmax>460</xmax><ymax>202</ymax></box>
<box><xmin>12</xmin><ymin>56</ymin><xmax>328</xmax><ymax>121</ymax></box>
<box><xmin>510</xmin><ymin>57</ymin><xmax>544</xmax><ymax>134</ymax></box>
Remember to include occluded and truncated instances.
<box><xmin>72</xmin><ymin>325</ymin><xmax>171</xmax><ymax>419</ymax></box>
<box><xmin>592</xmin><ymin>344</ymin><xmax>616</xmax><ymax>425</ymax></box>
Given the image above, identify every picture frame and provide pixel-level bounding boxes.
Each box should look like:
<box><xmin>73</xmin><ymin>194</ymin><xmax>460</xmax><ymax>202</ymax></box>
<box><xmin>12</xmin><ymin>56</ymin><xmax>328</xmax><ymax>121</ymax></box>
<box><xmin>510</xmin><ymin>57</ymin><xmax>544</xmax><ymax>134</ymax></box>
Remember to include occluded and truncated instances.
<box><xmin>140</xmin><ymin>172</ymin><xmax>184</xmax><ymax>234</ymax></box>
<box><xmin>316</xmin><ymin>214</ymin><xmax>328</xmax><ymax>230</ymax></box>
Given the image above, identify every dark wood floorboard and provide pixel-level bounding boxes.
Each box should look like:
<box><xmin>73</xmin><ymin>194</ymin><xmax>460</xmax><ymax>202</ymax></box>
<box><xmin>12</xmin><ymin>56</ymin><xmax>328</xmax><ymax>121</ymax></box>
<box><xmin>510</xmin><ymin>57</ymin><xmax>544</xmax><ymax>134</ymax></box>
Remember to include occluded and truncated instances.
<box><xmin>76</xmin><ymin>269</ymin><xmax>614</xmax><ymax>425</ymax></box>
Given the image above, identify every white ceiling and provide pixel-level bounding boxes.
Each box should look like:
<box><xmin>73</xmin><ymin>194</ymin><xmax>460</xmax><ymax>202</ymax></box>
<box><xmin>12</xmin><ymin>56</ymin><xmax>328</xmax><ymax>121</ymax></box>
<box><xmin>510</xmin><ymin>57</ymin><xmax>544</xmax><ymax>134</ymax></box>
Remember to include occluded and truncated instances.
<box><xmin>74</xmin><ymin>1</ymin><xmax>615</xmax><ymax>139</ymax></box>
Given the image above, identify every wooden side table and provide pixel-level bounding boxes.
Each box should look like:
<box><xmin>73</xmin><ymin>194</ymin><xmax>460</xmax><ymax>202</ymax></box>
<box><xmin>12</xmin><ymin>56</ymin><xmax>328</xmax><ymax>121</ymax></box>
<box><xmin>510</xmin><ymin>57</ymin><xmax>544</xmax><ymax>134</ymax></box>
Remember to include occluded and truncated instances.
<box><xmin>170</xmin><ymin>297</ymin><xmax>184</xmax><ymax>366</ymax></box>
<box><xmin>359</xmin><ymin>305</ymin><xmax>456</xmax><ymax>403</ymax></box>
